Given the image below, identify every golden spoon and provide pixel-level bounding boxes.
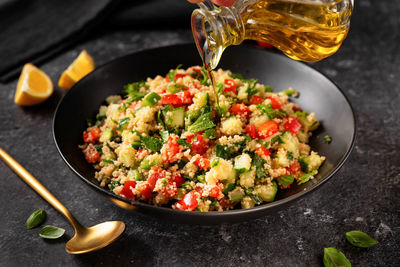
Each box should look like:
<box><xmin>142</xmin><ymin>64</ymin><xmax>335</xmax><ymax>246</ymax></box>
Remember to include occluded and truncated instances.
<box><xmin>0</xmin><ymin>148</ymin><xmax>125</xmax><ymax>254</ymax></box>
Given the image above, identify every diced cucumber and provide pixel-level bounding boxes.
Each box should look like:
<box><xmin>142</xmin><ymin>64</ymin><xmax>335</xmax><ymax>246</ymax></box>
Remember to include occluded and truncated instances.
<box><xmin>167</xmin><ymin>84</ymin><xmax>183</xmax><ymax>94</ymax></box>
<box><xmin>99</xmin><ymin>128</ymin><xmax>114</xmax><ymax>143</ymax></box>
<box><xmin>207</xmin><ymin>158</ymin><xmax>236</xmax><ymax>184</ymax></box>
<box><xmin>279</xmin><ymin>131</ymin><xmax>300</xmax><ymax>158</ymax></box>
<box><xmin>164</xmin><ymin>107</ymin><xmax>185</xmax><ymax>129</ymax></box>
<box><xmin>237</xmin><ymin>85</ymin><xmax>248</xmax><ymax>100</ymax></box>
<box><xmin>254</xmin><ymin>182</ymin><xmax>278</xmax><ymax>202</ymax></box>
<box><xmin>221</xmin><ymin>116</ymin><xmax>243</xmax><ymax>136</ymax></box>
<box><xmin>249</xmin><ymin>114</ymin><xmax>269</xmax><ymax>128</ymax></box>
<box><xmin>228</xmin><ymin>187</ymin><xmax>245</xmax><ymax>202</ymax></box>
<box><xmin>239</xmin><ymin>168</ymin><xmax>256</xmax><ymax>188</ymax></box>
<box><xmin>142</xmin><ymin>92</ymin><xmax>161</xmax><ymax>107</ymax></box>
<box><xmin>193</xmin><ymin>91</ymin><xmax>209</xmax><ymax>107</ymax></box>
<box><xmin>140</xmin><ymin>154</ymin><xmax>162</xmax><ymax>170</ymax></box>
<box><xmin>298</xmin><ymin>152</ymin><xmax>325</xmax><ymax>172</ymax></box>
<box><xmin>234</xmin><ymin>153</ymin><xmax>252</xmax><ymax>173</ymax></box>
<box><xmin>127</xmin><ymin>169</ymin><xmax>143</xmax><ymax>181</ymax></box>
<box><xmin>241</xmin><ymin>196</ymin><xmax>255</xmax><ymax>209</ymax></box>
<box><xmin>118</xmin><ymin>144</ymin><xmax>136</xmax><ymax>167</ymax></box>
<box><xmin>274</xmin><ymin>148</ymin><xmax>290</xmax><ymax>167</ymax></box>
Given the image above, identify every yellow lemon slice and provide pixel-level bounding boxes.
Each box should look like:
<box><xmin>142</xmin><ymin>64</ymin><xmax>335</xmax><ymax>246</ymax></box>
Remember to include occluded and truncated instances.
<box><xmin>14</xmin><ymin>63</ymin><xmax>54</xmax><ymax>106</ymax></box>
<box><xmin>58</xmin><ymin>50</ymin><xmax>95</xmax><ymax>90</ymax></box>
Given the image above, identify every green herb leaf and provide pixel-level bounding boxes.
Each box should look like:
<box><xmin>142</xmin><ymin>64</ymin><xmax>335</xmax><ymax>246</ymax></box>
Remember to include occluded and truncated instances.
<box><xmin>160</xmin><ymin>130</ymin><xmax>170</xmax><ymax>143</ymax></box>
<box><xmin>123</xmin><ymin>81</ymin><xmax>148</xmax><ymax>100</ymax></box>
<box><xmin>345</xmin><ymin>231</ymin><xmax>378</xmax><ymax>248</ymax></box>
<box><xmin>200</xmin><ymin>66</ymin><xmax>210</xmax><ymax>86</ymax></box>
<box><xmin>287</xmin><ymin>151</ymin><xmax>294</xmax><ymax>161</ymax></box>
<box><xmin>223</xmin><ymin>183</ymin><xmax>235</xmax><ymax>194</ymax></box>
<box><xmin>102</xmin><ymin>159</ymin><xmax>114</xmax><ymax>164</ymax></box>
<box><xmin>177</xmin><ymin>138</ymin><xmax>192</xmax><ymax>147</ymax></box>
<box><xmin>323</xmin><ymin>247</ymin><xmax>351</xmax><ymax>267</ymax></box>
<box><xmin>188</xmin><ymin>112</ymin><xmax>215</xmax><ymax>133</ymax></box>
<box><xmin>211</xmin><ymin>159</ymin><xmax>220</xmax><ymax>168</ymax></box>
<box><xmin>217</xmin><ymin>83</ymin><xmax>224</xmax><ymax>95</ymax></box>
<box><xmin>245</xmin><ymin>188</ymin><xmax>263</xmax><ymax>204</ymax></box>
<box><xmin>166</xmin><ymin>64</ymin><xmax>183</xmax><ymax>81</ymax></box>
<box><xmin>203</xmin><ymin>128</ymin><xmax>216</xmax><ymax>139</ymax></box>
<box><xmin>264</xmin><ymin>85</ymin><xmax>274</xmax><ymax>92</ymax></box>
<box><xmin>231</xmin><ymin>73</ymin><xmax>243</xmax><ymax>79</ymax></box>
<box><xmin>277</xmin><ymin>175</ymin><xmax>294</xmax><ymax>187</ymax></box>
<box><xmin>283</xmin><ymin>88</ymin><xmax>297</xmax><ymax>96</ymax></box>
<box><xmin>141</xmin><ymin>136</ymin><xmax>163</xmax><ymax>152</ymax></box>
<box><xmin>26</xmin><ymin>209</ymin><xmax>47</xmax><ymax>229</ymax></box>
<box><xmin>324</xmin><ymin>135</ymin><xmax>332</xmax><ymax>144</ymax></box>
<box><xmin>252</xmin><ymin>154</ymin><xmax>267</xmax><ymax>179</ymax></box>
<box><xmin>256</xmin><ymin>104</ymin><xmax>286</xmax><ymax>119</ymax></box>
<box><xmin>216</xmin><ymin>144</ymin><xmax>231</xmax><ymax>159</ymax></box>
<box><xmin>39</xmin><ymin>225</ymin><xmax>65</xmax><ymax>239</ymax></box>
<box><xmin>297</xmin><ymin>169</ymin><xmax>317</xmax><ymax>185</ymax></box>
<box><xmin>117</xmin><ymin>117</ymin><xmax>130</xmax><ymax>131</ymax></box>
<box><xmin>244</xmin><ymin>78</ymin><xmax>259</xmax><ymax>97</ymax></box>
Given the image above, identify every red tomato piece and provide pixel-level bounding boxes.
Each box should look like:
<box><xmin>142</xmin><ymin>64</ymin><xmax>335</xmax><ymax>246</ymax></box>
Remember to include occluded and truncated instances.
<box><xmin>224</xmin><ymin>79</ymin><xmax>237</xmax><ymax>94</ymax></box>
<box><xmin>174</xmin><ymin>73</ymin><xmax>188</xmax><ymax>80</ymax></box>
<box><xmin>129</xmin><ymin>101</ymin><xmax>141</xmax><ymax>111</ymax></box>
<box><xmin>161</xmin><ymin>94</ymin><xmax>182</xmax><ymax>106</ymax></box>
<box><xmin>257</xmin><ymin>120</ymin><xmax>279</xmax><ymax>138</ymax></box>
<box><xmin>187</xmin><ymin>134</ymin><xmax>209</xmax><ymax>155</ymax></box>
<box><xmin>83</xmin><ymin>126</ymin><xmax>101</xmax><ymax>143</ymax></box>
<box><xmin>245</xmin><ymin>124</ymin><xmax>258</xmax><ymax>139</ymax></box>
<box><xmin>147</xmin><ymin>166</ymin><xmax>165</xmax><ymax>189</ymax></box>
<box><xmin>250</xmin><ymin>95</ymin><xmax>263</xmax><ymax>105</ymax></box>
<box><xmin>191</xmin><ymin>67</ymin><xmax>201</xmax><ymax>74</ymax></box>
<box><xmin>288</xmin><ymin>160</ymin><xmax>301</xmax><ymax>175</ymax></box>
<box><xmin>230</xmin><ymin>103</ymin><xmax>250</xmax><ymax>119</ymax></box>
<box><xmin>172</xmin><ymin>173</ymin><xmax>185</xmax><ymax>188</ymax></box>
<box><xmin>120</xmin><ymin>181</ymin><xmax>136</xmax><ymax>199</ymax></box>
<box><xmin>267</xmin><ymin>96</ymin><xmax>282</xmax><ymax>110</ymax></box>
<box><xmin>165</xmin><ymin>76</ymin><xmax>170</xmax><ymax>82</ymax></box>
<box><xmin>83</xmin><ymin>144</ymin><xmax>100</xmax><ymax>163</ymax></box>
<box><xmin>163</xmin><ymin>136</ymin><xmax>181</xmax><ymax>163</ymax></box>
<box><xmin>177</xmin><ymin>90</ymin><xmax>193</xmax><ymax>105</ymax></box>
<box><xmin>207</xmin><ymin>185</ymin><xmax>222</xmax><ymax>198</ymax></box>
<box><xmin>283</xmin><ymin>116</ymin><xmax>302</xmax><ymax>134</ymax></box>
<box><xmin>194</xmin><ymin>156</ymin><xmax>211</xmax><ymax>170</ymax></box>
<box><xmin>257</xmin><ymin>40</ymin><xmax>273</xmax><ymax>48</ymax></box>
<box><xmin>255</xmin><ymin>147</ymin><xmax>271</xmax><ymax>158</ymax></box>
<box><xmin>136</xmin><ymin>182</ymin><xmax>153</xmax><ymax>200</ymax></box>
<box><xmin>175</xmin><ymin>191</ymin><xmax>199</xmax><ymax>211</ymax></box>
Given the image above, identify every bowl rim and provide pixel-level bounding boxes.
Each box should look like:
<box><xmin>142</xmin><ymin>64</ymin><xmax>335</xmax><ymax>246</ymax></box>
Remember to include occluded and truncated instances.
<box><xmin>52</xmin><ymin>43</ymin><xmax>357</xmax><ymax>217</ymax></box>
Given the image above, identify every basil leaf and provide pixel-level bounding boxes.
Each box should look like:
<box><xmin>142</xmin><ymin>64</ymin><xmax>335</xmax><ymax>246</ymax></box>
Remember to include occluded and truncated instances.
<box><xmin>177</xmin><ymin>138</ymin><xmax>192</xmax><ymax>148</ymax></box>
<box><xmin>188</xmin><ymin>112</ymin><xmax>215</xmax><ymax>133</ymax></box>
<box><xmin>141</xmin><ymin>136</ymin><xmax>163</xmax><ymax>152</ymax></box>
<box><xmin>345</xmin><ymin>231</ymin><xmax>378</xmax><ymax>248</ymax></box>
<box><xmin>39</xmin><ymin>225</ymin><xmax>65</xmax><ymax>239</ymax></box>
<box><xmin>323</xmin><ymin>247</ymin><xmax>351</xmax><ymax>267</ymax></box>
<box><xmin>26</xmin><ymin>209</ymin><xmax>47</xmax><ymax>229</ymax></box>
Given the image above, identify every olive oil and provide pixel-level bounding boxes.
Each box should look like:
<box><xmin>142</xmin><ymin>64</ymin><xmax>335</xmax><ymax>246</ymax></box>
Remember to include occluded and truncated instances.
<box><xmin>192</xmin><ymin>0</ymin><xmax>353</xmax><ymax>69</ymax></box>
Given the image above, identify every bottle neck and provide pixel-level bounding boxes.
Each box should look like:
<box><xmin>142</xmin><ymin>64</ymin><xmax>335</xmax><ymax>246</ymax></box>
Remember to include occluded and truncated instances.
<box><xmin>191</xmin><ymin>1</ymin><xmax>245</xmax><ymax>69</ymax></box>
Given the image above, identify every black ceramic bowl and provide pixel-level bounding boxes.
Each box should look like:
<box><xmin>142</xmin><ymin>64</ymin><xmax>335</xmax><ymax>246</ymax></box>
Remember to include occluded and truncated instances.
<box><xmin>53</xmin><ymin>44</ymin><xmax>355</xmax><ymax>224</ymax></box>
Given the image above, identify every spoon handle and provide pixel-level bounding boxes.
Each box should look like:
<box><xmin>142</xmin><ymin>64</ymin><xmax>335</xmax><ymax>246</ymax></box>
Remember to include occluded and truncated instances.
<box><xmin>0</xmin><ymin>148</ymin><xmax>83</xmax><ymax>231</ymax></box>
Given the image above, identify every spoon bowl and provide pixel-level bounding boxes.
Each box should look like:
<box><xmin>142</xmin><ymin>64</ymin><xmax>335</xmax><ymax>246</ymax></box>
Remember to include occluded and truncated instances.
<box><xmin>66</xmin><ymin>221</ymin><xmax>125</xmax><ymax>254</ymax></box>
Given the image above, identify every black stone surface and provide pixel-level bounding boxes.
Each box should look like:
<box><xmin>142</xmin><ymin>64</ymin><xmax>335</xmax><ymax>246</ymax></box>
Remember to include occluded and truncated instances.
<box><xmin>0</xmin><ymin>1</ymin><xmax>399</xmax><ymax>266</ymax></box>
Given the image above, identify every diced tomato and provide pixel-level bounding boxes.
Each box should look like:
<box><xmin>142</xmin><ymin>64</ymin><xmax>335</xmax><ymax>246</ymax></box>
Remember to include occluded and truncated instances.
<box><xmin>230</xmin><ymin>103</ymin><xmax>250</xmax><ymax>119</ymax></box>
<box><xmin>147</xmin><ymin>166</ymin><xmax>165</xmax><ymax>189</ymax></box>
<box><xmin>174</xmin><ymin>191</ymin><xmax>199</xmax><ymax>211</ymax></box>
<box><xmin>191</xmin><ymin>67</ymin><xmax>202</xmax><ymax>74</ymax></box>
<box><xmin>172</xmin><ymin>173</ymin><xmax>185</xmax><ymax>188</ymax></box>
<box><xmin>174</xmin><ymin>73</ymin><xmax>188</xmax><ymax>80</ymax></box>
<box><xmin>187</xmin><ymin>134</ymin><xmax>209</xmax><ymax>155</ymax></box>
<box><xmin>257</xmin><ymin>120</ymin><xmax>279</xmax><ymax>138</ymax></box>
<box><xmin>267</xmin><ymin>96</ymin><xmax>282</xmax><ymax>110</ymax></box>
<box><xmin>83</xmin><ymin>126</ymin><xmax>101</xmax><ymax>143</ymax></box>
<box><xmin>163</xmin><ymin>136</ymin><xmax>181</xmax><ymax>163</ymax></box>
<box><xmin>136</xmin><ymin>182</ymin><xmax>153</xmax><ymax>200</ymax></box>
<box><xmin>155</xmin><ymin>178</ymin><xmax>178</xmax><ymax>198</ymax></box>
<box><xmin>165</xmin><ymin>76</ymin><xmax>170</xmax><ymax>82</ymax></box>
<box><xmin>207</xmin><ymin>185</ymin><xmax>222</xmax><ymax>198</ymax></box>
<box><xmin>194</xmin><ymin>156</ymin><xmax>211</xmax><ymax>170</ymax></box>
<box><xmin>250</xmin><ymin>95</ymin><xmax>263</xmax><ymax>105</ymax></box>
<box><xmin>176</xmin><ymin>90</ymin><xmax>193</xmax><ymax>105</ymax></box>
<box><xmin>255</xmin><ymin>146</ymin><xmax>271</xmax><ymax>158</ymax></box>
<box><xmin>161</xmin><ymin>94</ymin><xmax>182</xmax><ymax>106</ymax></box>
<box><xmin>83</xmin><ymin>144</ymin><xmax>100</xmax><ymax>163</ymax></box>
<box><xmin>120</xmin><ymin>181</ymin><xmax>136</xmax><ymax>199</ymax></box>
<box><xmin>245</xmin><ymin>124</ymin><xmax>258</xmax><ymax>139</ymax></box>
<box><xmin>288</xmin><ymin>160</ymin><xmax>301</xmax><ymax>175</ymax></box>
<box><xmin>136</xmin><ymin>149</ymin><xmax>149</xmax><ymax>160</ymax></box>
<box><xmin>129</xmin><ymin>101</ymin><xmax>141</xmax><ymax>111</ymax></box>
<box><xmin>283</xmin><ymin>116</ymin><xmax>302</xmax><ymax>134</ymax></box>
<box><xmin>224</xmin><ymin>79</ymin><xmax>237</xmax><ymax>94</ymax></box>
<box><xmin>257</xmin><ymin>40</ymin><xmax>273</xmax><ymax>48</ymax></box>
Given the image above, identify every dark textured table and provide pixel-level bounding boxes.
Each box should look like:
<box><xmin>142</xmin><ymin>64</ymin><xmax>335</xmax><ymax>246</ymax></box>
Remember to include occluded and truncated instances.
<box><xmin>0</xmin><ymin>1</ymin><xmax>399</xmax><ymax>266</ymax></box>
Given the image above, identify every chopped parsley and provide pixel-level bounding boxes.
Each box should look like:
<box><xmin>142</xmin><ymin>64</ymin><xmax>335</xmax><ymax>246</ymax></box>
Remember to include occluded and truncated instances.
<box><xmin>123</xmin><ymin>81</ymin><xmax>148</xmax><ymax>100</ymax></box>
<box><xmin>324</xmin><ymin>135</ymin><xmax>332</xmax><ymax>144</ymax></box>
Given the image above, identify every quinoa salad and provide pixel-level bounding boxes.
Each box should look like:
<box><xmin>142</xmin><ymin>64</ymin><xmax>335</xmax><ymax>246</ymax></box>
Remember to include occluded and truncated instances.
<box><xmin>80</xmin><ymin>66</ymin><xmax>325</xmax><ymax>212</ymax></box>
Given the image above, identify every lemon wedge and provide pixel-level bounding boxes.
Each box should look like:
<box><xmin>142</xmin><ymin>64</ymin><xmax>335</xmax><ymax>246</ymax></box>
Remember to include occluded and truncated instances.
<box><xmin>58</xmin><ymin>50</ymin><xmax>95</xmax><ymax>90</ymax></box>
<box><xmin>14</xmin><ymin>63</ymin><xmax>54</xmax><ymax>106</ymax></box>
